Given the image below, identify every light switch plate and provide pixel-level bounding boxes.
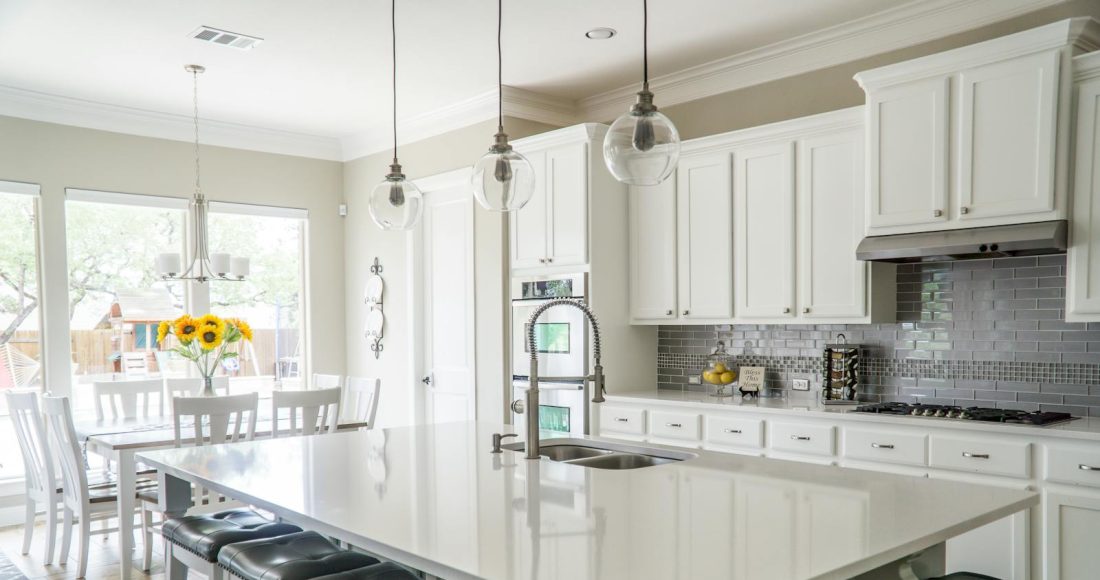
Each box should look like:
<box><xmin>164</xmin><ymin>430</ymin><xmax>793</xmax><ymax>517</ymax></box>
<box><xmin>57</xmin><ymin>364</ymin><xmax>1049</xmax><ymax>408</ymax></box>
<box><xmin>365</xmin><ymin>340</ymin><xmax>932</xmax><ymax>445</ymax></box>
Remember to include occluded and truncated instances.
<box><xmin>688</xmin><ymin>376</ymin><xmax>701</xmax><ymax>385</ymax></box>
<box><xmin>792</xmin><ymin>378</ymin><xmax>810</xmax><ymax>391</ymax></box>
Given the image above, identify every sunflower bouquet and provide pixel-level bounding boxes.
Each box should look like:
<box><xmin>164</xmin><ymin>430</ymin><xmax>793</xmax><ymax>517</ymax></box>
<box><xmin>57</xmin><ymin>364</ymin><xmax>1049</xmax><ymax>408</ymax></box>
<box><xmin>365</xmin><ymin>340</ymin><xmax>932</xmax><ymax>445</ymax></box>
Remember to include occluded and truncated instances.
<box><xmin>157</xmin><ymin>314</ymin><xmax>253</xmax><ymax>395</ymax></box>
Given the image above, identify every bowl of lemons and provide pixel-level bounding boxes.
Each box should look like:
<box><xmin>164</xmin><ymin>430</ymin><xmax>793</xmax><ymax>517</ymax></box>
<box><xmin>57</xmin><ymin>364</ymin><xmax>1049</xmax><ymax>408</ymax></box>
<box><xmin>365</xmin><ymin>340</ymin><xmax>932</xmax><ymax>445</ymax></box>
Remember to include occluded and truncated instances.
<box><xmin>701</xmin><ymin>342</ymin><xmax>737</xmax><ymax>397</ymax></box>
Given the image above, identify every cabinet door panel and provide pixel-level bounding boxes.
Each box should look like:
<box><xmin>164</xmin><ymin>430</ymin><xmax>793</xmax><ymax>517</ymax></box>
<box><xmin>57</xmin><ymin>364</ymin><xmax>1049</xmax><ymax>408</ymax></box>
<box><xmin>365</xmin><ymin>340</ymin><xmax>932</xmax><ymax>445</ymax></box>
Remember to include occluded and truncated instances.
<box><xmin>1068</xmin><ymin>76</ymin><xmax>1100</xmax><ymax>320</ymax></box>
<box><xmin>510</xmin><ymin>151</ymin><xmax>548</xmax><ymax>269</ymax></box>
<box><xmin>677</xmin><ymin>153</ymin><xmax>733</xmax><ymax>319</ymax></box>
<box><xmin>957</xmin><ymin>50</ymin><xmax>1059</xmax><ymax>220</ymax></box>
<box><xmin>1043</xmin><ymin>491</ymin><xmax>1100</xmax><ymax>580</ymax></box>
<box><xmin>734</xmin><ymin>142</ymin><xmax>795</xmax><ymax>318</ymax></box>
<box><xmin>866</xmin><ymin>77</ymin><xmax>949</xmax><ymax>229</ymax></box>
<box><xmin>547</xmin><ymin>143</ymin><xmax>588</xmax><ymax>266</ymax></box>
<box><xmin>629</xmin><ymin>179</ymin><xmax>677</xmax><ymax>321</ymax></box>
<box><xmin>798</xmin><ymin>130</ymin><xmax>867</xmax><ymax>319</ymax></box>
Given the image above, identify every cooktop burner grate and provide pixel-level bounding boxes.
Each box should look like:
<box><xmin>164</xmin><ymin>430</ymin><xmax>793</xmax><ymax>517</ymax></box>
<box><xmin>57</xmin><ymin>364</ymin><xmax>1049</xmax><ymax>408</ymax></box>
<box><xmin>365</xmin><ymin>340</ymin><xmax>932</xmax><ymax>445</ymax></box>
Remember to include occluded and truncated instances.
<box><xmin>853</xmin><ymin>402</ymin><xmax>1075</xmax><ymax>426</ymax></box>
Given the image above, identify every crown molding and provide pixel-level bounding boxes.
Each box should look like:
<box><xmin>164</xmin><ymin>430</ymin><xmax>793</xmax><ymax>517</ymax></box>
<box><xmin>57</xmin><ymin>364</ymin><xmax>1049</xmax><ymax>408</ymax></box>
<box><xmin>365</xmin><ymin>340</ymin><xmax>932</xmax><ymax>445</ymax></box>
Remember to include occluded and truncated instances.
<box><xmin>0</xmin><ymin>84</ymin><xmax>344</xmax><ymax>161</ymax></box>
<box><xmin>577</xmin><ymin>0</ymin><xmax>1067</xmax><ymax>122</ymax></box>
<box><xmin>339</xmin><ymin>86</ymin><xmax>578</xmax><ymax>162</ymax></box>
<box><xmin>1075</xmin><ymin>50</ymin><xmax>1100</xmax><ymax>82</ymax></box>
<box><xmin>681</xmin><ymin>106</ymin><xmax>863</xmax><ymax>156</ymax></box>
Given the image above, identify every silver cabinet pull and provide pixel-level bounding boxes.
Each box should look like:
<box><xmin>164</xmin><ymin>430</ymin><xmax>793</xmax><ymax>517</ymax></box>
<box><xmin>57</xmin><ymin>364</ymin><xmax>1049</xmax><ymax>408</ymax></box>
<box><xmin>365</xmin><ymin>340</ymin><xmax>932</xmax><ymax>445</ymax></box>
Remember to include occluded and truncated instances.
<box><xmin>666</xmin><ymin>423</ymin><xmax>682</xmax><ymax>428</ymax></box>
<box><xmin>1080</xmin><ymin>464</ymin><xmax>1099</xmax><ymax>471</ymax></box>
<box><xmin>962</xmin><ymin>452</ymin><xmax>990</xmax><ymax>459</ymax></box>
<box><xmin>538</xmin><ymin>258</ymin><xmax>546</xmax><ymax>264</ymax></box>
<box><xmin>547</xmin><ymin>258</ymin><xmax>554</xmax><ymax>263</ymax></box>
<box><xmin>665</xmin><ymin>309</ymin><xmax>674</xmax><ymax>316</ymax></box>
<box><xmin>791</xmin><ymin>435</ymin><xmax>811</xmax><ymax>441</ymax></box>
<box><xmin>871</xmin><ymin>443</ymin><xmax>895</xmax><ymax>449</ymax></box>
<box><xmin>783</xmin><ymin>307</ymin><xmax>791</xmax><ymax>314</ymax></box>
<box><xmin>614</xmin><ymin>417</ymin><xmax>629</xmax><ymax>423</ymax></box>
<box><xmin>724</xmin><ymin>428</ymin><xmax>742</xmax><ymax>434</ymax></box>
<box><xmin>682</xmin><ymin>310</ymin><xmax>690</xmax><ymax>316</ymax></box>
<box><xmin>802</xmin><ymin>307</ymin><xmax>810</xmax><ymax>314</ymax></box>
<box><xmin>934</xmin><ymin>209</ymin><xmax>943</xmax><ymax>217</ymax></box>
<box><xmin>960</xmin><ymin>206</ymin><xmax>970</xmax><ymax>215</ymax></box>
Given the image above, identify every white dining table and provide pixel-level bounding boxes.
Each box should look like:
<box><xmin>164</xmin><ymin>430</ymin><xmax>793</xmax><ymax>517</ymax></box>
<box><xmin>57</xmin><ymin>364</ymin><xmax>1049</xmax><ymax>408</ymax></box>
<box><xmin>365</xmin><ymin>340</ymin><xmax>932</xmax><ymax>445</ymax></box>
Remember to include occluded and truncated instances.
<box><xmin>76</xmin><ymin>411</ymin><xmax>369</xmax><ymax>580</ymax></box>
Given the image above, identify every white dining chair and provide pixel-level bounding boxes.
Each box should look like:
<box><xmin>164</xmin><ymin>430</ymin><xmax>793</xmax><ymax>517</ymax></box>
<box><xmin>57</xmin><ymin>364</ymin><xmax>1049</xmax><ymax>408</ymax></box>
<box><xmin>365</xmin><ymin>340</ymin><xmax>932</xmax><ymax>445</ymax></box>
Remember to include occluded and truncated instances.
<box><xmin>344</xmin><ymin>376</ymin><xmax>381</xmax><ymax>427</ymax></box>
<box><xmin>152</xmin><ymin>392</ymin><xmax>259</xmax><ymax>576</ymax></box>
<box><xmin>5</xmin><ymin>390</ymin><xmax>60</xmax><ymax>564</ymax></box>
<box><xmin>271</xmin><ymin>387</ymin><xmax>341</xmax><ymax>438</ymax></box>
<box><xmin>1</xmin><ymin>343</ymin><xmax>41</xmax><ymax>387</ymax></box>
<box><xmin>310</xmin><ymin>373</ymin><xmax>343</xmax><ymax>390</ymax></box>
<box><xmin>92</xmin><ymin>378</ymin><xmax>164</xmax><ymax>421</ymax></box>
<box><xmin>121</xmin><ymin>352</ymin><xmax>150</xmax><ymax>377</ymax></box>
<box><xmin>42</xmin><ymin>395</ymin><xmax>156</xmax><ymax>579</ymax></box>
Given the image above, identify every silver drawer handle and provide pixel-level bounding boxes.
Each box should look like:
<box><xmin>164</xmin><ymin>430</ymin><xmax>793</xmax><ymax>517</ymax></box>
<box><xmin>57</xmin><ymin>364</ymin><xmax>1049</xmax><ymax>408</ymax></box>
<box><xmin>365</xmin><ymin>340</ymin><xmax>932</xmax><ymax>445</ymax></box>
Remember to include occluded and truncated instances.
<box><xmin>962</xmin><ymin>452</ymin><xmax>990</xmax><ymax>459</ymax></box>
<box><xmin>791</xmin><ymin>435</ymin><xmax>811</xmax><ymax>441</ymax></box>
<box><xmin>1080</xmin><ymin>464</ymin><xmax>1099</xmax><ymax>471</ymax></box>
<box><xmin>615</xmin><ymin>417</ymin><xmax>629</xmax><ymax>423</ymax></box>
<box><xmin>871</xmin><ymin>443</ymin><xmax>894</xmax><ymax>449</ymax></box>
<box><xmin>724</xmin><ymin>428</ymin><xmax>742</xmax><ymax>434</ymax></box>
<box><xmin>666</xmin><ymin>422</ymin><xmax>682</xmax><ymax>428</ymax></box>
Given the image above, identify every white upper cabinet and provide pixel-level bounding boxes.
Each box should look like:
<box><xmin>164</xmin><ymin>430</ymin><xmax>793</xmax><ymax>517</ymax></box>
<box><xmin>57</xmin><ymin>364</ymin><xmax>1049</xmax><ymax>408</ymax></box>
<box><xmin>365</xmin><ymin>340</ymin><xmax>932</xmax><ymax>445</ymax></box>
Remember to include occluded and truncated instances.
<box><xmin>1068</xmin><ymin>52</ymin><xmax>1100</xmax><ymax>322</ymax></box>
<box><xmin>798</xmin><ymin>128</ymin><xmax>869</xmax><ymax>320</ymax></box>
<box><xmin>511</xmin><ymin>127</ymin><xmax>602</xmax><ymax>270</ymax></box>
<box><xmin>677</xmin><ymin>153</ymin><xmax>734</xmax><ymax>320</ymax></box>
<box><xmin>856</xmin><ymin>19</ymin><xmax>1099</xmax><ymax>236</ymax></box>
<box><xmin>734</xmin><ymin>142</ymin><xmax>795</xmax><ymax>319</ymax></box>
<box><xmin>629</xmin><ymin>177</ymin><xmax>677</xmax><ymax>321</ymax></box>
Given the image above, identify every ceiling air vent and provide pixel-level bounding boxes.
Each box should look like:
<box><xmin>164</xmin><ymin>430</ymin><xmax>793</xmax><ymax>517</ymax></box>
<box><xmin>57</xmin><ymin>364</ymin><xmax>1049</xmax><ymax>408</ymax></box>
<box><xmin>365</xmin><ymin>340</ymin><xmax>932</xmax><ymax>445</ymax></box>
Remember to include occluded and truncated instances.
<box><xmin>189</xmin><ymin>26</ymin><xmax>263</xmax><ymax>50</ymax></box>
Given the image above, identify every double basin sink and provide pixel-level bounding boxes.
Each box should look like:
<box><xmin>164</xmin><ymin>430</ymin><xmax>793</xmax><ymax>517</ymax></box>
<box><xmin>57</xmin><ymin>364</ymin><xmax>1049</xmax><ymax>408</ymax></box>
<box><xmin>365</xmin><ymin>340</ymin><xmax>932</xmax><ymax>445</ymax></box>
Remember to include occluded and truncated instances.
<box><xmin>502</xmin><ymin>438</ymin><xmax>696</xmax><ymax>469</ymax></box>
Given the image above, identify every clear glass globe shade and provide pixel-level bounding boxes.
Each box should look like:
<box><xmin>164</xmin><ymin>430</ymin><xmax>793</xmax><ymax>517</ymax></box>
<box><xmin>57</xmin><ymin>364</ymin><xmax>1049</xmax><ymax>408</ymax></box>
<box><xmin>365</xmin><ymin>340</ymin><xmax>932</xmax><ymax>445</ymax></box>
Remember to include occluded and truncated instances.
<box><xmin>472</xmin><ymin>149</ymin><xmax>536</xmax><ymax>212</ymax></box>
<box><xmin>603</xmin><ymin>110</ymin><xmax>681</xmax><ymax>186</ymax></box>
<box><xmin>368</xmin><ymin>177</ymin><xmax>423</xmax><ymax>231</ymax></box>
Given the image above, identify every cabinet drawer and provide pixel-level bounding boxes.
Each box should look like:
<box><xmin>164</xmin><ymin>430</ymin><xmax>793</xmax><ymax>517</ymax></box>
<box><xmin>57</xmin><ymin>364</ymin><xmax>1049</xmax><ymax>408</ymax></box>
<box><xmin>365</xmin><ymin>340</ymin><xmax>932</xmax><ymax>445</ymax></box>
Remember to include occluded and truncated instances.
<box><xmin>600</xmin><ymin>406</ymin><xmax>646</xmax><ymax>435</ymax></box>
<box><xmin>768</xmin><ymin>421</ymin><xmax>835</xmax><ymax>456</ymax></box>
<box><xmin>649</xmin><ymin>410</ymin><xmax>701</xmax><ymax>441</ymax></box>
<box><xmin>704</xmin><ymin>416</ymin><xmax>764</xmax><ymax>449</ymax></box>
<box><xmin>930</xmin><ymin>435</ymin><xmax>1030</xmax><ymax>478</ymax></box>
<box><xmin>1046</xmin><ymin>445</ymin><xmax>1100</xmax><ymax>488</ymax></box>
<box><xmin>843</xmin><ymin>428</ymin><xmax>927</xmax><ymax>467</ymax></box>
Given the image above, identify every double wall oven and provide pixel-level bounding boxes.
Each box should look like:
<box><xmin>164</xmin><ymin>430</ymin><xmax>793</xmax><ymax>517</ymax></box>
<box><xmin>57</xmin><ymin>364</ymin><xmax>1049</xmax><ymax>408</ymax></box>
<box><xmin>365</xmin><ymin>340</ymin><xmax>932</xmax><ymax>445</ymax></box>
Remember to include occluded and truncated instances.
<box><xmin>511</xmin><ymin>272</ymin><xmax>590</xmax><ymax>435</ymax></box>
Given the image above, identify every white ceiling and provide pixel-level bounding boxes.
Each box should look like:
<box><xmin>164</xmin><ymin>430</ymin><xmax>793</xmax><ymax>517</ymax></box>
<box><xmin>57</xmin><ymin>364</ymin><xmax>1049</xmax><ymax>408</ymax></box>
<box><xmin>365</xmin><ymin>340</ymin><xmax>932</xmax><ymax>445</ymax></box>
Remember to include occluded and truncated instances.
<box><xmin>0</xmin><ymin>0</ymin><xmax>1057</xmax><ymax>158</ymax></box>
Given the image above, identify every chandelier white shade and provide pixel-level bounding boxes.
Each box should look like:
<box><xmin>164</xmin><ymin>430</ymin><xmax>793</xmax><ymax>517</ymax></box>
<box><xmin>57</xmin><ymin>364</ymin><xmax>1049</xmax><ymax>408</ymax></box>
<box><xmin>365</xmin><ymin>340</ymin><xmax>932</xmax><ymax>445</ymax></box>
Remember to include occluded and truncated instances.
<box><xmin>157</xmin><ymin>64</ymin><xmax>249</xmax><ymax>283</ymax></box>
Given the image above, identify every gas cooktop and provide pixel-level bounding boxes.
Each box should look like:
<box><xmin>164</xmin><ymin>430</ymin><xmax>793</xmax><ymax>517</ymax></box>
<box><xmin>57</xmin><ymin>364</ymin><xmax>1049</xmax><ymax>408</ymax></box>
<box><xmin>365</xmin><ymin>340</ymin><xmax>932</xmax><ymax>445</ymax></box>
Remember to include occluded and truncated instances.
<box><xmin>853</xmin><ymin>402</ymin><xmax>1075</xmax><ymax>426</ymax></box>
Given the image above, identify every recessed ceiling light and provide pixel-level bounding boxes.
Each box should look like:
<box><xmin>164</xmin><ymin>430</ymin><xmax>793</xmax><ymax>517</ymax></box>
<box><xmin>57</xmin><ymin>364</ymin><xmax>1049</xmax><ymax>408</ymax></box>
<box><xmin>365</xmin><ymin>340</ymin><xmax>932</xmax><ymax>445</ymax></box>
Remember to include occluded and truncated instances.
<box><xmin>585</xmin><ymin>28</ymin><xmax>617</xmax><ymax>40</ymax></box>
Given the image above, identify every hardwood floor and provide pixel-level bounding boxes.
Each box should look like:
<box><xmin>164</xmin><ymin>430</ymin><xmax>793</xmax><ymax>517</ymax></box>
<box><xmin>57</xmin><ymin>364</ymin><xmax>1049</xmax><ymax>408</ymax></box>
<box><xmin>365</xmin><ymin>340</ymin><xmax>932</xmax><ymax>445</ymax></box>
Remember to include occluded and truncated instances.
<box><xmin>0</xmin><ymin>520</ymin><xmax>165</xmax><ymax>580</ymax></box>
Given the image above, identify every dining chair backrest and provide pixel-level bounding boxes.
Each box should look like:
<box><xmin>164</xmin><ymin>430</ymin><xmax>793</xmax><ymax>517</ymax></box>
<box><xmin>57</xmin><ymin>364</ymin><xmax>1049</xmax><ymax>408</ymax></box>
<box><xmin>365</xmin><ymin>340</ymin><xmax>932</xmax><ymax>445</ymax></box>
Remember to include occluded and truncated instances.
<box><xmin>41</xmin><ymin>396</ymin><xmax>89</xmax><ymax>513</ymax></box>
<box><xmin>172</xmin><ymin>392</ymin><xmax>259</xmax><ymax>447</ymax></box>
<box><xmin>165</xmin><ymin>376</ymin><xmax>229</xmax><ymax>401</ymax></box>
<box><xmin>344</xmin><ymin>377</ymin><xmax>381</xmax><ymax>427</ymax></box>
<box><xmin>1</xmin><ymin>343</ymin><xmax>41</xmax><ymax>388</ymax></box>
<box><xmin>271</xmin><ymin>387</ymin><xmax>341</xmax><ymax>438</ymax></box>
<box><xmin>93</xmin><ymin>379</ymin><xmax>163</xmax><ymax>421</ymax></box>
<box><xmin>5</xmin><ymin>390</ymin><xmax>55</xmax><ymax>500</ymax></box>
<box><xmin>311</xmin><ymin>373</ymin><xmax>343</xmax><ymax>390</ymax></box>
<box><xmin>121</xmin><ymin>352</ymin><xmax>149</xmax><ymax>377</ymax></box>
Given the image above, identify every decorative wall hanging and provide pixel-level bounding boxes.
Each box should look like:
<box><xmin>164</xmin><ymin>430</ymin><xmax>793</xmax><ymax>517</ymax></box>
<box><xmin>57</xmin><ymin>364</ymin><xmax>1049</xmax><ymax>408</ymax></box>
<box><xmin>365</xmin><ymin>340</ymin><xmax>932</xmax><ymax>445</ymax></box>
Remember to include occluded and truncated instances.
<box><xmin>364</xmin><ymin>257</ymin><xmax>385</xmax><ymax>358</ymax></box>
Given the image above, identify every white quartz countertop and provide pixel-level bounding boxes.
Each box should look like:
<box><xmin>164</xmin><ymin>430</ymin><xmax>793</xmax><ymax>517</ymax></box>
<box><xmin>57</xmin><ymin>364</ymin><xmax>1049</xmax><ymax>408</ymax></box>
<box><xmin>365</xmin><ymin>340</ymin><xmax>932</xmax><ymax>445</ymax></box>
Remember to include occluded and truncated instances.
<box><xmin>607</xmin><ymin>390</ymin><xmax>1100</xmax><ymax>442</ymax></box>
<box><xmin>137</xmin><ymin>421</ymin><xmax>1036</xmax><ymax>580</ymax></box>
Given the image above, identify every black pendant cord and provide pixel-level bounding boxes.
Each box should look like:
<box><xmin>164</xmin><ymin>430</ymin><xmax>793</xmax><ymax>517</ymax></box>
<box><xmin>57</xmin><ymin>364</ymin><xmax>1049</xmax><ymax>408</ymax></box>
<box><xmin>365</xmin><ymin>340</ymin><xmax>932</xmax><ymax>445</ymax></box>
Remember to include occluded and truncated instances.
<box><xmin>391</xmin><ymin>0</ymin><xmax>398</xmax><ymax>165</ymax></box>
<box><xmin>642</xmin><ymin>0</ymin><xmax>649</xmax><ymax>91</ymax></box>
<box><xmin>497</xmin><ymin>0</ymin><xmax>503</xmax><ymax>133</ymax></box>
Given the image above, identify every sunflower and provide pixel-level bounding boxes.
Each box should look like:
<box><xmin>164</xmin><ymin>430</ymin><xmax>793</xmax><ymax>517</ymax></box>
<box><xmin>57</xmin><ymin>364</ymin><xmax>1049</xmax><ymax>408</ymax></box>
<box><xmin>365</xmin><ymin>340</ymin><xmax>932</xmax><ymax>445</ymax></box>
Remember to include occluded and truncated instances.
<box><xmin>156</xmin><ymin>321</ymin><xmax>171</xmax><ymax>345</ymax></box>
<box><xmin>197</xmin><ymin>314</ymin><xmax>226</xmax><ymax>333</ymax></box>
<box><xmin>173</xmin><ymin>315</ymin><xmax>199</xmax><ymax>343</ymax></box>
<box><xmin>232</xmin><ymin>319</ymin><xmax>253</xmax><ymax>342</ymax></box>
<box><xmin>197</xmin><ymin>325</ymin><xmax>225</xmax><ymax>351</ymax></box>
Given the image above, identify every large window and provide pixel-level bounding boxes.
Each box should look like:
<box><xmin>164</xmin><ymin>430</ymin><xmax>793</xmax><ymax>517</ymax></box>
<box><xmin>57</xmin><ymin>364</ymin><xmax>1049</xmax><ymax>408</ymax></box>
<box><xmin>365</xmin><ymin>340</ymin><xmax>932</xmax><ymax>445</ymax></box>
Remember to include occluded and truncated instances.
<box><xmin>0</xmin><ymin>181</ymin><xmax>43</xmax><ymax>479</ymax></box>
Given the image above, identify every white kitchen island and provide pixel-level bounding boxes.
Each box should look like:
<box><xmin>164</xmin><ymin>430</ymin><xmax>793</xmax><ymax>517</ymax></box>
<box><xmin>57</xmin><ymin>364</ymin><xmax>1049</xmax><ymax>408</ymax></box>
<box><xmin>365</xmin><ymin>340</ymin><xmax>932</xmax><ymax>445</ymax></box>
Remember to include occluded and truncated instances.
<box><xmin>137</xmin><ymin>421</ymin><xmax>1036</xmax><ymax>580</ymax></box>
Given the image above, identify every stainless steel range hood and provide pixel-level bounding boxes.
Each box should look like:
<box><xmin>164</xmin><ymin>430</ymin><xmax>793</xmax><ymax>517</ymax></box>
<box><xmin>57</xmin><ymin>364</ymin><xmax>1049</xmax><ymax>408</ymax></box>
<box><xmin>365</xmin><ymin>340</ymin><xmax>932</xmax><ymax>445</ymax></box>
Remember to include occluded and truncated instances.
<box><xmin>856</xmin><ymin>220</ymin><xmax>1067</xmax><ymax>263</ymax></box>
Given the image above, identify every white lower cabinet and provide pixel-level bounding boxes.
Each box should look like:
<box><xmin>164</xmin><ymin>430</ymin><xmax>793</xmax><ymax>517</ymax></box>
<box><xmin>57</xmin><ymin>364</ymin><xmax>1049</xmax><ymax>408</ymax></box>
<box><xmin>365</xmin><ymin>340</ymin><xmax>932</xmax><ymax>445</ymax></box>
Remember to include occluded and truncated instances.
<box><xmin>648</xmin><ymin>410</ymin><xmax>702</xmax><ymax>444</ymax></box>
<box><xmin>598</xmin><ymin>405</ymin><xmax>646</xmax><ymax>437</ymax></box>
<box><xmin>768</xmin><ymin>421</ymin><xmax>835</xmax><ymax>457</ymax></box>
<box><xmin>929</xmin><ymin>435</ymin><xmax>1031</xmax><ymax>479</ymax></box>
<box><xmin>1043</xmin><ymin>488</ymin><xmax>1100</xmax><ymax>580</ymax></box>
<box><xmin>704</xmin><ymin>415</ymin><xmax>763</xmax><ymax>451</ymax></box>
<box><xmin>843</xmin><ymin>427</ymin><xmax>926</xmax><ymax>467</ymax></box>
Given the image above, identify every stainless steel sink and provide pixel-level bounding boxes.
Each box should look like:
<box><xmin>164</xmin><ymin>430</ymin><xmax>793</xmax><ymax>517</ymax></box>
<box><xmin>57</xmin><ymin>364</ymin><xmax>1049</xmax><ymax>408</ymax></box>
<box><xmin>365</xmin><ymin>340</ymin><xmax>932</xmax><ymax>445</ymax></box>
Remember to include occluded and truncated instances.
<box><xmin>501</xmin><ymin>438</ymin><xmax>694</xmax><ymax>469</ymax></box>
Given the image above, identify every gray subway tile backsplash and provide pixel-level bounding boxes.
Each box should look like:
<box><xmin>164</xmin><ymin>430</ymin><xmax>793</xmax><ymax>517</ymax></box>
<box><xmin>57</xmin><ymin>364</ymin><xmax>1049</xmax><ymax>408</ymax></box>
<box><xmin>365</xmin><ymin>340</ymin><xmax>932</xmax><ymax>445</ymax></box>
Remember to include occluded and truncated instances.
<box><xmin>656</xmin><ymin>254</ymin><xmax>1100</xmax><ymax>416</ymax></box>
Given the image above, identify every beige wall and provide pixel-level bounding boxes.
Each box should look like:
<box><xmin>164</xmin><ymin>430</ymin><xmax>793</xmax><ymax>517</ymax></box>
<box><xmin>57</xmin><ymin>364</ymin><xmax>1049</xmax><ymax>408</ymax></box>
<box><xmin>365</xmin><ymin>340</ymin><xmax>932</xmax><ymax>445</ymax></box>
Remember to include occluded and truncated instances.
<box><xmin>0</xmin><ymin>115</ymin><xmax>345</xmax><ymax>391</ymax></box>
<box><xmin>343</xmin><ymin>117</ymin><xmax>560</xmax><ymax>428</ymax></box>
<box><xmin>661</xmin><ymin>0</ymin><xmax>1100</xmax><ymax>140</ymax></box>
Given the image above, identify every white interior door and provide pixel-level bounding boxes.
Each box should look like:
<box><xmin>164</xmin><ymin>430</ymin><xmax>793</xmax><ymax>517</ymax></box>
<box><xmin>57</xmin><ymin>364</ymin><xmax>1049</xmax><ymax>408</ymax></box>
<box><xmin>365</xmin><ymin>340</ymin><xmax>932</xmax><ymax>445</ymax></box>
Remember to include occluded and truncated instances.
<box><xmin>420</xmin><ymin>179</ymin><xmax>476</xmax><ymax>425</ymax></box>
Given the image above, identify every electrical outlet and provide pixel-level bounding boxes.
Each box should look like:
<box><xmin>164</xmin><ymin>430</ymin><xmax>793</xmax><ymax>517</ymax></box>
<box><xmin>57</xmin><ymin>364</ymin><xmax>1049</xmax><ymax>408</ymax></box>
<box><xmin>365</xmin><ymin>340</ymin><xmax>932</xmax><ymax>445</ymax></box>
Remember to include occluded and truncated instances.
<box><xmin>688</xmin><ymin>376</ymin><xmax>702</xmax><ymax>385</ymax></box>
<box><xmin>792</xmin><ymin>378</ymin><xmax>810</xmax><ymax>391</ymax></box>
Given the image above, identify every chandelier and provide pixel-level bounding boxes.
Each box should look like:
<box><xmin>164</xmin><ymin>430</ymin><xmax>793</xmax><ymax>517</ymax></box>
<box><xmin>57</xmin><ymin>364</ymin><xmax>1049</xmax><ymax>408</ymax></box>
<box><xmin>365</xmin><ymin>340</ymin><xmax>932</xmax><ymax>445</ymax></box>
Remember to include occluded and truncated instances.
<box><xmin>156</xmin><ymin>64</ymin><xmax>249</xmax><ymax>283</ymax></box>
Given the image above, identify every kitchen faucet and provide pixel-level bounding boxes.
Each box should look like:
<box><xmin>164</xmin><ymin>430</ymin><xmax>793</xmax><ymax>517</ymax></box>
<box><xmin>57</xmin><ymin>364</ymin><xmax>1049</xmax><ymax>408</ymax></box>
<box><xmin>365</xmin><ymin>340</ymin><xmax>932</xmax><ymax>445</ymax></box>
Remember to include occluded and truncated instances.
<box><xmin>519</xmin><ymin>298</ymin><xmax>605</xmax><ymax>460</ymax></box>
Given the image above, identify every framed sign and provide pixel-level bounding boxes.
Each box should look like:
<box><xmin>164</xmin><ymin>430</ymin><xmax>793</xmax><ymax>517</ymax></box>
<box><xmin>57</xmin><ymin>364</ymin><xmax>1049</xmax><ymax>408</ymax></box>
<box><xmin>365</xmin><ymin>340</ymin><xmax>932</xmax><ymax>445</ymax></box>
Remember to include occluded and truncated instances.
<box><xmin>738</xmin><ymin>366</ymin><xmax>765</xmax><ymax>392</ymax></box>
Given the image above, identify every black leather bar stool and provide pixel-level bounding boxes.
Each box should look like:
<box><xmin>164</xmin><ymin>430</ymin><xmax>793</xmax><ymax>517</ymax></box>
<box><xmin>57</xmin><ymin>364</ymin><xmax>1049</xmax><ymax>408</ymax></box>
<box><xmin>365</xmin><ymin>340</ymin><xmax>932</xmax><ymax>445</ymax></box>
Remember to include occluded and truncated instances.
<box><xmin>162</xmin><ymin>508</ymin><xmax>302</xmax><ymax>580</ymax></box>
<box><xmin>217</xmin><ymin>531</ymin><xmax>380</xmax><ymax>580</ymax></box>
<box><xmin>311</xmin><ymin>562</ymin><xmax>419</xmax><ymax>579</ymax></box>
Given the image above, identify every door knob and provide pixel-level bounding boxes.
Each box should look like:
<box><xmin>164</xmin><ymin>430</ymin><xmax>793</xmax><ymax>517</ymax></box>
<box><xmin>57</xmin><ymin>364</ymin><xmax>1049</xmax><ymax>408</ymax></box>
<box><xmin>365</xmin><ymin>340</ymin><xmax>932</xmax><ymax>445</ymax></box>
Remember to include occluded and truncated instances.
<box><xmin>682</xmin><ymin>310</ymin><xmax>689</xmax><ymax>316</ymax></box>
<box><xmin>933</xmin><ymin>209</ymin><xmax>943</xmax><ymax>217</ymax></box>
<box><xmin>960</xmin><ymin>206</ymin><xmax>970</xmax><ymax>215</ymax></box>
<box><xmin>783</xmin><ymin>307</ymin><xmax>791</xmax><ymax>314</ymax></box>
<box><xmin>538</xmin><ymin>258</ymin><xmax>546</xmax><ymax>264</ymax></box>
<box><xmin>546</xmin><ymin>258</ymin><xmax>553</xmax><ymax>263</ymax></box>
<box><xmin>422</xmin><ymin>375</ymin><xmax>432</xmax><ymax>386</ymax></box>
<box><xmin>803</xmin><ymin>307</ymin><xmax>810</xmax><ymax>314</ymax></box>
<box><xmin>665</xmin><ymin>309</ymin><xmax>674</xmax><ymax>316</ymax></box>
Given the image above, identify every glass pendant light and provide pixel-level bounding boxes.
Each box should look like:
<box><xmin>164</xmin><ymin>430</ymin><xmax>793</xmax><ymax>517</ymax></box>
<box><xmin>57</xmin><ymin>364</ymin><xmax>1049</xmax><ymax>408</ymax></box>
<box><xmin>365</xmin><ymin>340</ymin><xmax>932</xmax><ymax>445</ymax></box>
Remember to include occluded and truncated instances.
<box><xmin>368</xmin><ymin>0</ymin><xmax>423</xmax><ymax>231</ymax></box>
<box><xmin>472</xmin><ymin>0</ymin><xmax>535</xmax><ymax>212</ymax></box>
<box><xmin>603</xmin><ymin>0</ymin><xmax>680</xmax><ymax>186</ymax></box>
